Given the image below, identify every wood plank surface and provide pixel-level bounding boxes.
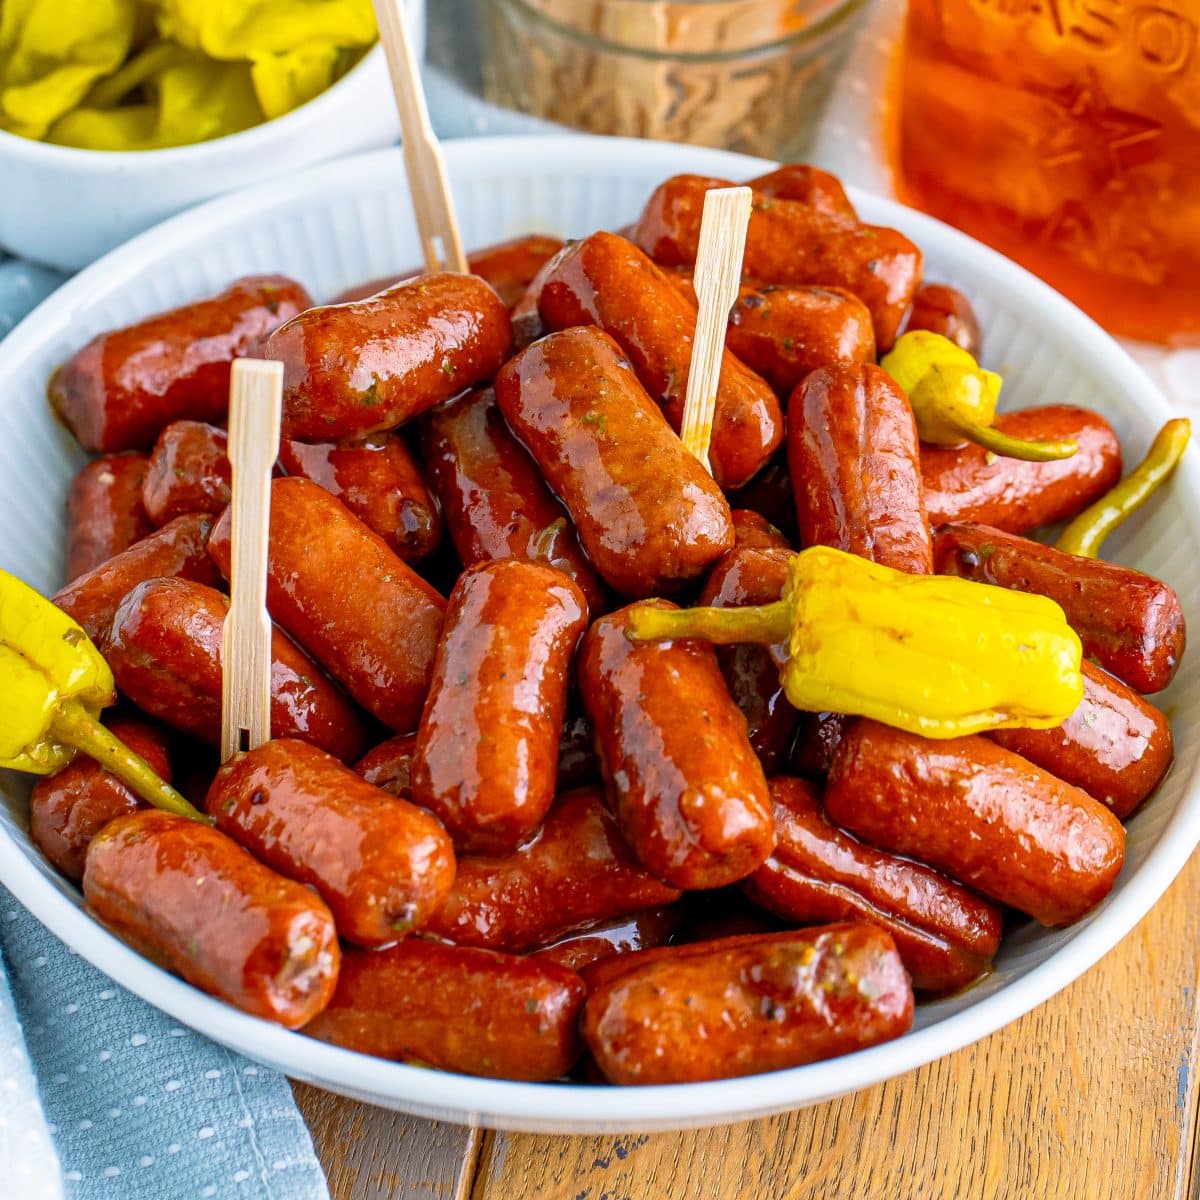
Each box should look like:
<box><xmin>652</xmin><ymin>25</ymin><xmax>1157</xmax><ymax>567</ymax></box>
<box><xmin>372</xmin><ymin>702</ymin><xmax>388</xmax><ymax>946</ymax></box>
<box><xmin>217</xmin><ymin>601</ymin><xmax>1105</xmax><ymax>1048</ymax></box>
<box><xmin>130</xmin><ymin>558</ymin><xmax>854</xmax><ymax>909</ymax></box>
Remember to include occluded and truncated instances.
<box><xmin>294</xmin><ymin>1084</ymin><xmax>480</xmax><ymax>1200</ymax></box>
<box><xmin>297</xmin><ymin>848</ymin><xmax>1200</xmax><ymax>1200</ymax></box>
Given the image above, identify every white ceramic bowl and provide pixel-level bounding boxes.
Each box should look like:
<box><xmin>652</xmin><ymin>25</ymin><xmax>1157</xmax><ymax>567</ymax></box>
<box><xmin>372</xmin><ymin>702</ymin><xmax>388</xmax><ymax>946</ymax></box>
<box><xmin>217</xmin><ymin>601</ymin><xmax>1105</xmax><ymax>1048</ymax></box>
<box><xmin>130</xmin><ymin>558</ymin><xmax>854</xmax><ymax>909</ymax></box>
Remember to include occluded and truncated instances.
<box><xmin>1</xmin><ymin>136</ymin><xmax>1197</xmax><ymax>1134</ymax></box>
<box><xmin>0</xmin><ymin>0</ymin><xmax>425</xmax><ymax>271</ymax></box>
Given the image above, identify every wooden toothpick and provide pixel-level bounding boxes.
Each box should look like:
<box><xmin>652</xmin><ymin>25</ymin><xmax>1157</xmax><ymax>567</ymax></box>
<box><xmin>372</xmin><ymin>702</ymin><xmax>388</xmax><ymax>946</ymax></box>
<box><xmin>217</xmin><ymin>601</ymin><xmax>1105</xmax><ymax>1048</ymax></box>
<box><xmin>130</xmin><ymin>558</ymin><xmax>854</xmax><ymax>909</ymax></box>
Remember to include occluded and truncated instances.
<box><xmin>220</xmin><ymin>358</ymin><xmax>283</xmax><ymax>762</ymax></box>
<box><xmin>679</xmin><ymin>186</ymin><xmax>754</xmax><ymax>473</ymax></box>
<box><xmin>373</xmin><ymin>0</ymin><xmax>469</xmax><ymax>274</ymax></box>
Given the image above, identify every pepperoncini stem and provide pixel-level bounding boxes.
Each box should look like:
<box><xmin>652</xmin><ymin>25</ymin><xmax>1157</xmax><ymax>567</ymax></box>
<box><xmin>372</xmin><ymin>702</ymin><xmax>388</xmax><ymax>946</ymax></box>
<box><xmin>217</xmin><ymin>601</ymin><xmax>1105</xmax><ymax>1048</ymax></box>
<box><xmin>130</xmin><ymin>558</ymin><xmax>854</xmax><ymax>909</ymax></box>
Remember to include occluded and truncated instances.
<box><xmin>961</xmin><ymin>420</ymin><xmax>1078</xmax><ymax>463</ymax></box>
<box><xmin>626</xmin><ymin>600</ymin><xmax>792</xmax><ymax>647</ymax></box>
<box><xmin>1056</xmin><ymin>418</ymin><xmax>1191</xmax><ymax>558</ymax></box>
<box><xmin>51</xmin><ymin>701</ymin><xmax>211</xmax><ymax>824</ymax></box>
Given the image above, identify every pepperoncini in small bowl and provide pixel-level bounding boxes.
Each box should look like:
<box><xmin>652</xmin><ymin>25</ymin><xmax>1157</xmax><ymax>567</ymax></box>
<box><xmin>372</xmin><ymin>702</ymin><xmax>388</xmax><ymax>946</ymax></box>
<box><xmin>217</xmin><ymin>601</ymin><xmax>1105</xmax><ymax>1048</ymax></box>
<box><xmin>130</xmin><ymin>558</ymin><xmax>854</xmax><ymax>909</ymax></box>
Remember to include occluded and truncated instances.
<box><xmin>1</xmin><ymin>0</ymin><xmax>379</xmax><ymax>149</ymax></box>
<box><xmin>0</xmin><ymin>0</ymin><xmax>421</xmax><ymax>269</ymax></box>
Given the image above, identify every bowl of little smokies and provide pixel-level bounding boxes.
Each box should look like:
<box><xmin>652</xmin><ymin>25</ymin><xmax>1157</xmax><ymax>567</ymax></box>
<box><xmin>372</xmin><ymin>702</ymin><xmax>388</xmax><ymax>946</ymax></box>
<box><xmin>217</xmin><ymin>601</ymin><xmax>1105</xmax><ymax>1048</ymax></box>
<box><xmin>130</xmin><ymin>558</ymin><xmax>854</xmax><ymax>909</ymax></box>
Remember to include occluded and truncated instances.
<box><xmin>1</xmin><ymin>133</ymin><xmax>1198</xmax><ymax>1131</ymax></box>
<box><xmin>0</xmin><ymin>0</ymin><xmax>425</xmax><ymax>270</ymax></box>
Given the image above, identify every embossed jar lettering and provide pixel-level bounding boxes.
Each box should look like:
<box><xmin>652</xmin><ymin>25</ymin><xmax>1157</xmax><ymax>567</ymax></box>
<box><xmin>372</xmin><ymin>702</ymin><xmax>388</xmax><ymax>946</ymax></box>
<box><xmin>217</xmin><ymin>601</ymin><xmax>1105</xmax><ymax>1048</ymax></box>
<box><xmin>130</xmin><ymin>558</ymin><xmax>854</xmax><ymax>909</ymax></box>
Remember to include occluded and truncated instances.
<box><xmin>895</xmin><ymin>0</ymin><xmax>1200</xmax><ymax>344</ymax></box>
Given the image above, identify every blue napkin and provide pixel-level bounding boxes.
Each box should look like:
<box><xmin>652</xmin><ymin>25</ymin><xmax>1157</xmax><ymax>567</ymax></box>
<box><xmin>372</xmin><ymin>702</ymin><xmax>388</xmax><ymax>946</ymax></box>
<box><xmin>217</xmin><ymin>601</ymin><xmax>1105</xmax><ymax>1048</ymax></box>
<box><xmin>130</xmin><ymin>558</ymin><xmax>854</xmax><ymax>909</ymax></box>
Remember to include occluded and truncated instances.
<box><xmin>0</xmin><ymin>887</ymin><xmax>330</xmax><ymax>1200</ymax></box>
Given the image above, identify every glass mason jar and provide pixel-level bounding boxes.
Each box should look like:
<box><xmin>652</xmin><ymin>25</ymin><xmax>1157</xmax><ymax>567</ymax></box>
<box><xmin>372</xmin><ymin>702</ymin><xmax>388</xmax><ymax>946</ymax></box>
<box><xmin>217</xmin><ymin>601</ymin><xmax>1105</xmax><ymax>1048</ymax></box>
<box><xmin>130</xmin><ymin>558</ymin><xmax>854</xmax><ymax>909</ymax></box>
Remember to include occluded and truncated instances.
<box><xmin>481</xmin><ymin>0</ymin><xmax>870</xmax><ymax>161</ymax></box>
<box><xmin>894</xmin><ymin>0</ymin><xmax>1200</xmax><ymax>345</ymax></box>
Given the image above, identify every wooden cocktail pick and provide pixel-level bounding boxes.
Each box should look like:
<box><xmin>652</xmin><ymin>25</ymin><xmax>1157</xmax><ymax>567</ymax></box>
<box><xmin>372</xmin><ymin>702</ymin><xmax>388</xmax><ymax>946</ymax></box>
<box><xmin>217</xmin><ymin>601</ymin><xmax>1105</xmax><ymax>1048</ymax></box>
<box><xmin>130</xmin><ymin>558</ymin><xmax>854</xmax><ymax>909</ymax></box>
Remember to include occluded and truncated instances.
<box><xmin>373</xmin><ymin>0</ymin><xmax>469</xmax><ymax>274</ymax></box>
<box><xmin>220</xmin><ymin>358</ymin><xmax>283</xmax><ymax>762</ymax></box>
<box><xmin>678</xmin><ymin>185</ymin><xmax>754</xmax><ymax>473</ymax></box>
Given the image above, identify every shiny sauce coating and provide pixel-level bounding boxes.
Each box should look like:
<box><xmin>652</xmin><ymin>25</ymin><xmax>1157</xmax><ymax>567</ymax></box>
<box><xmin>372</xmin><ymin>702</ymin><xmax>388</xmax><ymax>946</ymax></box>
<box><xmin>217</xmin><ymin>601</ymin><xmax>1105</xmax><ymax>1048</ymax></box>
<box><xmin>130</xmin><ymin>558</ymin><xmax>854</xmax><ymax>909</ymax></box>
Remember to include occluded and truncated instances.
<box><xmin>743</xmin><ymin>778</ymin><xmax>1001</xmax><ymax>995</ymax></box>
<box><xmin>207</xmin><ymin>739</ymin><xmax>455</xmax><ymax>945</ymax></box>
<box><xmin>826</xmin><ymin>720</ymin><xmax>1126</xmax><ymax>927</ymax></box>
<box><xmin>84</xmin><ymin>810</ymin><xmax>339</xmax><ymax>1029</ymax></box>
<box><xmin>412</xmin><ymin>559</ymin><xmax>588</xmax><ymax>855</ymax></box>
<box><xmin>425</xmin><ymin>787</ymin><xmax>681</xmax><ymax>952</ymax></box>
<box><xmin>208</xmin><ymin>477</ymin><xmax>447</xmax><ymax>733</ymax></box>
<box><xmin>579</xmin><ymin>602</ymin><xmax>775</xmax><ymax>891</ymax></box>
<box><xmin>494</xmin><ymin>327</ymin><xmax>733</xmax><ymax>598</ymax></box>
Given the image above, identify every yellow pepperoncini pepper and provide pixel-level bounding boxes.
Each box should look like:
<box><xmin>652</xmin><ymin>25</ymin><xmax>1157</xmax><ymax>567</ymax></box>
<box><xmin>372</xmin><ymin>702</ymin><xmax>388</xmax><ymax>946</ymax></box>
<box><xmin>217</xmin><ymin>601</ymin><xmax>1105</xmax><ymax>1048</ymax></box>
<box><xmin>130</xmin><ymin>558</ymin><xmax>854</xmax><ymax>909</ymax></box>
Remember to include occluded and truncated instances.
<box><xmin>50</xmin><ymin>53</ymin><xmax>262</xmax><ymax>151</ymax></box>
<box><xmin>1</xmin><ymin>0</ymin><xmax>376</xmax><ymax>150</ymax></box>
<box><xmin>0</xmin><ymin>0</ymin><xmax>137</xmax><ymax>139</ymax></box>
<box><xmin>1057</xmin><ymin>418</ymin><xmax>1191</xmax><ymax>559</ymax></box>
<box><xmin>882</xmin><ymin>331</ymin><xmax>1078</xmax><ymax>462</ymax></box>
<box><xmin>626</xmin><ymin>546</ymin><xmax>1084</xmax><ymax>739</ymax></box>
<box><xmin>0</xmin><ymin>568</ymin><xmax>208</xmax><ymax>822</ymax></box>
<box><xmin>150</xmin><ymin>0</ymin><xmax>376</xmax><ymax>120</ymax></box>
<box><xmin>250</xmin><ymin>44</ymin><xmax>343</xmax><ymax>121</ymax></box>
<box><xmin>153</xmin><ymin>0</ymin><xmax>377</xmax><ymax>59</ymax></box>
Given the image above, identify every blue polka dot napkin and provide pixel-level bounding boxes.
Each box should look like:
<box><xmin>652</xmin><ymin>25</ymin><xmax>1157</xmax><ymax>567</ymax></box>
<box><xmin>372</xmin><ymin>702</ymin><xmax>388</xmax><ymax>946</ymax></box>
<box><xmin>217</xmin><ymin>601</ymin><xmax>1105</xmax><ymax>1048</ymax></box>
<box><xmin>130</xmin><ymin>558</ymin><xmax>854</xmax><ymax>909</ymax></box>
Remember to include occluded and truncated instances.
<box><xmin>0</xmin><ymin>887</ymin><xmax>330</xmax><ymax>1200</ymax></box>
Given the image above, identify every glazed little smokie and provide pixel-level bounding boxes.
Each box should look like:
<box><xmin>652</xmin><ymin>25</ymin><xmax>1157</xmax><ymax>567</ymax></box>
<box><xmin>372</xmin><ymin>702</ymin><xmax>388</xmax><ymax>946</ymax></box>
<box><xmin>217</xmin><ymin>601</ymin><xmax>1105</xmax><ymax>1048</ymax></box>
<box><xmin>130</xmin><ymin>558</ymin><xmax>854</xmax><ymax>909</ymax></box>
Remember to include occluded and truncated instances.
<box><xmin>269</xmin><ymin>273</ymin><xmax>514</xmax><ymax>442</ymax></box>
<box><xmin>582</xmin><ymin>923</ymin><xmax>914</xmax><ymax>1085</ymax></box>
<box><xmin>743</xmin><ymin>778</ymin><xmax>1002</xmax><ymax>995</ymax></box>
<box><xmin>84</xmin><ymin>811</ymin><xmax>340</xmax><ymax>1029</ymax></box>
<box><xmin>935</xmin><ymin>523</ymin><xmax>1186</xmax><ymax>695</ymax></box>
<box><xmin>141</xmin><ymin>421</ymin><xmax>232</xmax><ymax>526</ymax></box>
<box><xmin>698</xmin><ymin>544</ymin><xmax>798</xmax><ymax>773</ymax></box>
<box><xmin>536</xmin><ymin>229</ymin><xmax>782</xmax><ymax>490</ymax></box>
<box><xmin>305</xmin><ymin>940</ymin><xmax>586</xmax><ymax>1082</ymax></box>
<box><xmin>53</xmin><ymin>512</ymin><xmax>222</xmax><ymax>646</ymax></box>
<box><xmin>903</xmin><ymin>283</ymin><xmax>983</xmax><ymax>356</ymax></box>
<box><xmin>206</xmin><ymin>739</ymin><xmax>455</xmax><ymax>945</ymax></box>
<box><xmin>494</xmin><ymin>326</ymin><xmax>735</xmax><ymax>597</ymax></box>
<box><xmin>579</xmin><ymin>603</ymin><xmax>776</xmax><ymax>890</ymax></box>
<box><xmin>426</xmin><ymin>787</ymin><xmax>681</xmax><ymax>952</ymax></box>
<box><xmin>207</xmin><ymin>478</ymin><xmax>447</xmax><ymax>733</ymax></box>
<box><xmin>420</xmin><ymin>387</ymin><xmax>606</xmax><ymax>613</ymax></box>
<box><xmin>787</xmin><ymin>362</ymin><xmax>933</xmax><ymax>574</ymax></box>
<box><xmin>65</xmin><ymin>454</ymin><xmax>152</xmax><ymax>581</ymax></box>
<box><xmin>105</xmin><ymin>578</ymin><xmax>370</xmax><ymax>762</ymax></box>
<box><xmin>920</xmin><ymin>405</ymin><xmax>1122</xmax><ymax>531</ymax></box>
<box><xmin>48</xmin><ymin>275</ymin><xmax>312</xmax><ymax>453</ymax></box>
<box><xmin>626</xmin><ymin>546</ymin><xmax>1084</xmax><ymax>738</ymax></box>
<box><xmin>278</xmin><ymin>432</ymin><xmax>443</xmax><ymax>564</ymax></box>
<box><xmin>825</xmin><ymin>721</ymin><xmax>1126</xmax><ymax>927</ymax></box>
<box><xmin>747</xmin><ymin>164</ymin><xmax>858</xmax><ymax>217</ymax></box>
<box><xmin>332</xmin><ymin>234</ymin><xmax>565</xmax><ymax>307</ymax></box>
<box><xmin>30</xmin><ymin>713</ymin><xmax>172</xmax><ymax>883</ymax></box>
<box><xmin>411</xmin><ymin>559</ymin><xmax>589</xmax><ymax>855</ymax></box>
<box><xmin>988</xmin><ymin>661</ymin><xmax>1173</xmax><ymax>820</ymax></box>
<box><xmin>633</xmin><ymin>174</ymin><xmax>922</xmax><ymax>349</ymax></box>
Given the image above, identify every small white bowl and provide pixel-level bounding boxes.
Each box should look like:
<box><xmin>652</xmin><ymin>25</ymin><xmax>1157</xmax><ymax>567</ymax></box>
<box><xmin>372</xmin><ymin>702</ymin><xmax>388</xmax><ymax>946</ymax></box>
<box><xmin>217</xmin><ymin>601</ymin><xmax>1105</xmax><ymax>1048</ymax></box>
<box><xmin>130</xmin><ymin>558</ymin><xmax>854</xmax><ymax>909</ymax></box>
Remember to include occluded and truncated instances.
<box><xmin>0</xmin><ymin>2</ymin><xmax>424</xmax><ymax>271</ymax></box>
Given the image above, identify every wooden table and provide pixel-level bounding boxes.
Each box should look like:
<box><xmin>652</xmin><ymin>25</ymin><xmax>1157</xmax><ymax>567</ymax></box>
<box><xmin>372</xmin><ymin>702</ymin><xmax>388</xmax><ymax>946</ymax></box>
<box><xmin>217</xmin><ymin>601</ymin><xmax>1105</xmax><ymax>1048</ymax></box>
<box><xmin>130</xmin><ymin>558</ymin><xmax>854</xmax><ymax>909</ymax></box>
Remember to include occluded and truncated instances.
<box><xmin>295</xmin><ymin>848</ymin><xmax>1200</xmax><ymax>1200</ymax></box>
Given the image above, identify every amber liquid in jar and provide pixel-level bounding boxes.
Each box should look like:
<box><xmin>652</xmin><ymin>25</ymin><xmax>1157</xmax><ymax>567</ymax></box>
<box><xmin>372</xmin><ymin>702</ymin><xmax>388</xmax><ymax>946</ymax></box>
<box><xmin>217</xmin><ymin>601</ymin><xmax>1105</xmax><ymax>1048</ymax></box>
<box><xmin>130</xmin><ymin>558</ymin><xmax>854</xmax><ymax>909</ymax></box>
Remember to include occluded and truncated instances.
<box><xmin>894</xmin><ymin>0</ymin><xmax>1200</xmax><ymax>345</ymax></box>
